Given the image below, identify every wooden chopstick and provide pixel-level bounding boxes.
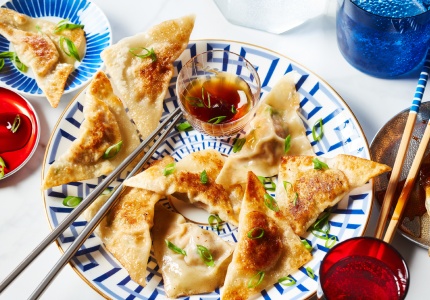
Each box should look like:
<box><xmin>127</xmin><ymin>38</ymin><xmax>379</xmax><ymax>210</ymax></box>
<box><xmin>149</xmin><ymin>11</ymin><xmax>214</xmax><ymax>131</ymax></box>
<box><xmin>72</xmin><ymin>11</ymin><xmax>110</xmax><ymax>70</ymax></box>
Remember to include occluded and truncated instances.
<box><xmin>383</xmin><ymin>121</ymin><xmax>430</xmax><ymax>243</ymax></box>
<box><xmin>374</xmin><ymin>49</ymin><xmax>430</xmax><ymax>239</ymax></box>
<box><xmin>0</xmin><ymin>107</ymin><xmax>183</xmax><ymax>295</ymax></box>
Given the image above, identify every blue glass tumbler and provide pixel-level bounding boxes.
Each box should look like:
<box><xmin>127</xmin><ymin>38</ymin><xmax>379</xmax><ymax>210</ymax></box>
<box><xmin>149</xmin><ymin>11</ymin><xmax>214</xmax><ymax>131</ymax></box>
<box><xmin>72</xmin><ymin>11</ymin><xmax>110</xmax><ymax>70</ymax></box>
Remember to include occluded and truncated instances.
<box><xmin>336</xmin><ymin>0</ymin><xmax>430</xmax><ymax>78</ymax></box>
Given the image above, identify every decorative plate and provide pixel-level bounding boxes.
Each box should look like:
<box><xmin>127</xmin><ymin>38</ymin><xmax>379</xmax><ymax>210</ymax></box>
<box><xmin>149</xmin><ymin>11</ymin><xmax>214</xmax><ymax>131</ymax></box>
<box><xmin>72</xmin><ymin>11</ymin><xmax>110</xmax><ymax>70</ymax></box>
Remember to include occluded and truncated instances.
<box><xmin>371</xmin><ymin>101</ymin><xmax>430</xmax><ymax>250</ymax></box>
<box><xmin>0</xmin><ymin>86</ymin><xmax>39</xmax><ymax>179</ymax></box>
<box><xmin>42</xmin><ymin>40</ymin><xmax>372</xmax><ymax>299</ymax></box>
<box><xmin>0</xmin><ymin>0</ymin><xmax>112</xmax><ymax>98</ymax></box>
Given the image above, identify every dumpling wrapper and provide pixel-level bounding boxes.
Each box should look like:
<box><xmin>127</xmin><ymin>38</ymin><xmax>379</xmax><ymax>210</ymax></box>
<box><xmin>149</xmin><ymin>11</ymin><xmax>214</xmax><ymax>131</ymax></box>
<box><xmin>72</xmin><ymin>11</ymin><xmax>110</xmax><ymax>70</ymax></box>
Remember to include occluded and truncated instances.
<box><xmin>152</xmin><ymin>204</ymin><xmax>234</xmax><ymax>298</ymax></box>
<box><xmin>0</xmin><ymin>8</ymin><xmax>86</xmax><ymax>107</ymax></box>
<box><xmin>101</xmin><ymin>14</ymin><xmax>195</xmax><ymax>138</ymax></box>
<box><xmin>124</xmin><ymin>149</ymin><xmax>241</xmax><ymax>225</ymax></box>
<box><xmin>42</xmin><ymin>71</ymin><xmax>141</xmax><ymax>189</ymax></box>
<box><xmin>83</xmin><ymin>187</ymin><xmax>162</xmax><ymax>287</ymax></box>
<box><xmin>216</xmin><ymin>72</ymin><xmax>314</xmax><ymax>187</ymax></box>
<box><xmin>276</xmin><ymin>154</ymin><xmax>392</xmax><ymax>236</ymax></box>
<box><xmin>221</xmin><ymin>171</ymin><xmax>312</xmax><ymax>300</ymax></box>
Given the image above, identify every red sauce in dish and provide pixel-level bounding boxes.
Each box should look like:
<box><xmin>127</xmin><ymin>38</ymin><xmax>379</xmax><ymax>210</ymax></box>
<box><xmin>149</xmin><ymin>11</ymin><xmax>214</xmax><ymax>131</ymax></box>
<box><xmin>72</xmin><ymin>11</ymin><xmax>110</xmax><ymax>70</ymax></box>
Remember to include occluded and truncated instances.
<box><xmin>0</xmin><ymin>87</ymin><xmax>38</xmax><ymax>176</ymax></box>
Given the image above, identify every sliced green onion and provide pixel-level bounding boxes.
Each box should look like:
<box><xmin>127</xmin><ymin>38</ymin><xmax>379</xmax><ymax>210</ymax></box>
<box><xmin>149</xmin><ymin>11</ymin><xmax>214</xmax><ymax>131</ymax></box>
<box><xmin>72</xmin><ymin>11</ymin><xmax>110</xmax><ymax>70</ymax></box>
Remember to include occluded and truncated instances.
<box><xmin>208</xmin><ymin>116</ymin><xmax>226</xmax><ymax>124</ymax></box>
<box><xmin>186</xmin><ymin>96</ymin><xmax>204</xmax><ymax>107</ymax></box>
<box><xmin>233</xmin><ymin>138</ymin><xmax>246</xmax><ymax>153</ymax></box>
<box><xmin>197</xmin><ymin>244</ymin><xmax>214</xmax><ymax>267</ymax></box>
<box><xmin>177</xmin><ymin>121</ymin><xmax>193</xmax><ymax>131</ymax></box>
<box><xmin>103</xmin><ymin>141</ymin><xmax>123</xmax><ymax>159</ymax></box>
<box><xmin>278</xmin><ymin>276</ymin><xmax>296</xmax><ymax>286</ymax></box>
<box><xmin>0</xmin><ymin>52</ymin><xmax>28</xmax><ymax>72</ymax></box>
<box><xmin>301</xmin><ymin>239</ymin><xmax>313</xmax><ymax>251</ymax></box>
<box><xmin>200</xmin><ymin>169</ymin><xmax>208</xmax><ymax>184</ymax></box>
<box><xmin>231</xmin><ymin>105</ymin><xmax>237</xmax><ymax>114</ymax></box>
<box><xmin>312</xmin><ymin>118</ymin><xmax>324</xmax><ymax>141</ymax></box>
<box><xmin>129</xmin><ymin>47</ymin><xmax>157</xmax><ymax>62</ymax></box>
<box><xmin>284</xmin><ymin>134</ymin><xmax>291</xmax><ymax>153</ymax></box>
<box><xmin>62</xmin><ymin>195</ymin><xmax>83</xmax><ymax>207</ymax></box>
<box><xmin>310</xmin><ymin>210</ymin><xmax>331</xmax><ymax>240</ymax></box>
<box><xmin>55</xmin><ymin>19</ymin><xmax>84</xmax><ymax>33</ymax></box>
<box><xmin>247</xmin><ymin>227</ymin><xmax>265</xmax><ymax>239</ymax></box>
<box><xmin>283</xmin><ymin>181</ymin><xmax>298</xmax><ymax>206</ymax></box>
<box><xmin>165</xmin><ymin>239</ymin><xmax>186</xmax><ymax>256</ymax></box>
<box><xmin>59</xmin><ymin>36</ymin><xmax>81</xmax><ymax>61</ymax></box>
<box><xmin>264</xmin><ymin>193</ymin><xmax>280</xmax><ymax>212</ymax></box>
<box><xmin>325</xmin><ymin>235</ymin><xmax>337</xmax><ymax>248</ymax></box>
<box><xmin>312</xmin><ymin>158</ymin><xmax>329</xmax><ymax>170</ymax></box>
<box><xmin>162</xmin><ymin>162</ymin><xmax>176</xmax><ymax>176</ymax></box>
<box><xmin>208</xmin><ymin>214</ymin><xmax>223</xmax><ymax>230</ymax></box>
<box><xmin>10</xmin><ymin>114</ymin><xmax>21</xmax><ymax>133</ymax></box>
<box><xmin>0</xmin><ymin>59</ymin><xmax>4</xmax><ymax>71</ymax></box>
<box><xmin>201</xmin><ymin>86</ymin><xmax>211</xmax><ymax>108</ymax></box>
<box><xmin>0</xmin><ymin>156</ymin><xmax>6</xmax><ymax>179</ymax></box>
<box><xmin>306</xmin><ymin>267</ymin><xmax>315</xmax><ymax>279</ymax></box>
<box><xmin>248</xmin><ymin>271</ymin><xmax>265</xmax><ymax>288</ymax></box>
<box><xmin>258</xmin><ymin>176</ymin><xmax>276</xmax><ymax>192</ymax></box>
<box><xmin>102</xmin><ymin>188</ymin><xmax>112</xmax><ymax>195</ymax></box>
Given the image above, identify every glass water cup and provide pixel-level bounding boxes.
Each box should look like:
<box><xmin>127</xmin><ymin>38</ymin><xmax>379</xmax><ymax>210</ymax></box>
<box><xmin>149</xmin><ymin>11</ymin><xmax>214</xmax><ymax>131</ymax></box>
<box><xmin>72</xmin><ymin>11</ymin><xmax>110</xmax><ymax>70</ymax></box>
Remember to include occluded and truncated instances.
<box><xmin>318</xmin><ymin>237</ymin><xmax>409</xmax><ymax>300</ymax></box>
<box><xmin>336</xmin><ymin>0</ymin><xmax>430</xmax><ymax>78</ymax></box>
<box><xmin>176</xmin><ymin>50</ymin><xmax>261</xmax><ymax>137</ymax></box>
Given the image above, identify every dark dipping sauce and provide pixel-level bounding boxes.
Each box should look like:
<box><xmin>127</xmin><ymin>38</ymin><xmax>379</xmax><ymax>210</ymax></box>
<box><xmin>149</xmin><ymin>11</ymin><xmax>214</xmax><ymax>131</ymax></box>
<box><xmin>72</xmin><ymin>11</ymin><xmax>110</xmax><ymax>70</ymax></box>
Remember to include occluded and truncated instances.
<box><xmin>182</xmin><ymin>72</ymin><xmax>252</xmax><ymax>124</ymax></box>
<box><xmin>0</xmin><ymin>87</ymin><xmax>38</xmax><ymax>176</ymax></box>
<box><xmin>375</xmin><ymin>152</ymin><xmax>430</xmax><ymax>230</ymax></box>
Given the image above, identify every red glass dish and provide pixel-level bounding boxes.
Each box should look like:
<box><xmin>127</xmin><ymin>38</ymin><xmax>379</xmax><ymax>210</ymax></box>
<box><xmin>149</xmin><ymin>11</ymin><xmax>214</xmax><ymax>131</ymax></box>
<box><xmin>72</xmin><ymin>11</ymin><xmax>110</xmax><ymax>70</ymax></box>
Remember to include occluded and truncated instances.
<box><xmin>319</xmin><ymin>237</ymin><xmax>409</xmax><ymax>300</ymax></box>
<box><xmin>0</xmin><ymin>87</ymin><xmax>40</xmax><ymax>179</ymax></box>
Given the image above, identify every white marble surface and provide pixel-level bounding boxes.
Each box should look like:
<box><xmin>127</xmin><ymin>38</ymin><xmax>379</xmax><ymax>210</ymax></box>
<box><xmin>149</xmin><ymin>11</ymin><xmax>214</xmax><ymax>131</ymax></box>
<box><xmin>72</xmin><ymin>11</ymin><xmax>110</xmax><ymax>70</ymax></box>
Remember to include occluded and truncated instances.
<box><xmin>1</xmin><ymin>0</ymin><xmax>430</xmax><ymax>299</ymax></box>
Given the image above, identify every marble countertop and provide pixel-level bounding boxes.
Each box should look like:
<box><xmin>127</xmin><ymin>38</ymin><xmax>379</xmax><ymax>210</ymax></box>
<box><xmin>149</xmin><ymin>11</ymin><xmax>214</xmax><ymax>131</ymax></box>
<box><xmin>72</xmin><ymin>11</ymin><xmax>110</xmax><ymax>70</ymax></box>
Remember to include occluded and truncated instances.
<box><xmin>1</xmin><ymin>0</ymin><xmax>429</xmax><ymax>299</ymax></box>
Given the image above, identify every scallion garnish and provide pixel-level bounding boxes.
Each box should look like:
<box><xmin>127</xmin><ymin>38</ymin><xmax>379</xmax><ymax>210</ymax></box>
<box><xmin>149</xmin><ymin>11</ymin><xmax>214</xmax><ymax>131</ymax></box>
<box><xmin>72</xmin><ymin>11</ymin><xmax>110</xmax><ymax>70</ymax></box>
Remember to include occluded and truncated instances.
<box><xmin>62</xmin><ymin>195</ymin><xmax>83</xmax><ymax>207</ymax></box>
<box><xmin>162</xmin><ymin>162</ymin><xmax>176</xmax><ymax>176</ymax></box>
<box><xmin>103</xmin><ymin>141</ymin><xmax>123</xmax><ymax>159</ymax></box>
<box><xmin>301</xmin><ymin>239</ymin><xmax>312</xmax><ymax>251</ymax></box>
<box><xmin>312</xmin><ymin>118</ymin><xmax>324</xmax><ymax>141</ymax></box>
<box><xmin>196</xmin><ymin>245</ymin><xmax>214</xmax><ymax>267</ymax></box>
<box><xmin>232</xmin><ymin>138</ymin><xmax>246</xmax><ymax>153</ymax></box>
<box><xmin>165</xmin><ymin>239</ymin><xmax>186</xmax><ymax>256</ymax></box>
<box><xmin>247</xmin><ymin>227</ymin><xmax>265</xmax><ymax>239</ymax></box>
<box><xmin>186</xmin><ymin>96</ymin><xmax>205</xmax><ymax>108</ymax></box>
<box><xmin>283</xmin><ymin>181</ymin><xmax>298</xmax><ymax>206</ymax></box>
<box><xmin>248</xmin><ymin>271</ymin><xmax>265</xmax><ymax>288</ymax></box>
<box><xmin>325</xmin><ymin>235</ymin><xmax>337</xmax><ymax>249</ymax></box>
<box><xmin>306</xmin><ymin>267</ymin><xmax>315</xmax><ymax>279</ymax></box>
<box><xmin>129</xmin><ymin>47</ymin><xmax>157</xmax><ymax>62</ymax></box>
<box><xmin>284</xmin><ymin>134</ymin><xmax>291</xmax><ymax>153</ymax></box>
<box><xmin>208</xmin><ymin>214</ymin><xmax>223</xmax><ymax>230</ymax></box>
<box><xmin>0</xmin><ymin>157</ymin><xmax>6</xmax><ymax>179</ymax></box>
<box><xmin>55</xmin><ymin>19</ymin><xmax>84</xmax><ymax>33</ymax></box>
<box><xmin>0</xmin><ymin>51</ymin><xmax>28</xmax><ymax>72</ymax></box>
<box><xmin>231</xmin><ymin>105</ymin><xmax>237</xmax><ymax>114</ymax></box>
<box><xmin>102</xmin><ymin>188</ymin><xmax>113</xmax><ymax>195</ymax></box>
<box><xmin>264</xmin><ymin>193</ymin><xmax>280</xmax><ymax>212</ymax></box>
<box><xmin>201</xmin><ymin>86</ymin><xmax>211</xmax><ymax>108</ymax></box>
<box><xmin>208</xmin><ymin>116</ymin><xmax>226</xmax><ymax>124</ymax></box>
<box><xmin>9</xmin><ymin>114</ymin><xmax>21</xmax><ymax>133</ymax></box>
<box><xmin>258</xmin><ymin>176</ymin><xmax>276</xmax><ymax>192</ymax></box>
<box><xmin>177</xmin><ymin>121</ymin><xmax>193</xmax><ymax>131</ymax></box>
<box><xmin>312</xmin><ymin>158</ymin><xmax>329</xmax><ymax>170</ymax></box>
<box><xmin>278</xmin><ymin>276</ymin><xmax>296</xmax><ymax>286</ymax></box>
<box><xmin>59</xmin><ymin>36</ymin><xmax>81</xmax><ymax>61</ymax></box>
<box><xmin>309</xmin><ymin>210</ymin><xmax>331</xmax><ymax>240</ymax></box>
<box><xmin>200</xmin><ymin>170</ymin><xmax>208</xmax><ymax>184</ymax></box>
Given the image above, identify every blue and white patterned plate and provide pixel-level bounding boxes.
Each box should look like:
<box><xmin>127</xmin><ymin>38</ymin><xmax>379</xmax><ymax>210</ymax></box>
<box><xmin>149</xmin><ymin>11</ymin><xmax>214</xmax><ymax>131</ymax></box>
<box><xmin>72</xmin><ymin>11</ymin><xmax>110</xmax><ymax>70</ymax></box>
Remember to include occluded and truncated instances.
<box><xmin>0</xmin><ymin>0</ymin><xmax>111</xmax><ymax>99</ymax></box>
<box><xmin>42</xmin><ymin>40</ymin><xmax>372</xmax><ymax>300</ymax></box>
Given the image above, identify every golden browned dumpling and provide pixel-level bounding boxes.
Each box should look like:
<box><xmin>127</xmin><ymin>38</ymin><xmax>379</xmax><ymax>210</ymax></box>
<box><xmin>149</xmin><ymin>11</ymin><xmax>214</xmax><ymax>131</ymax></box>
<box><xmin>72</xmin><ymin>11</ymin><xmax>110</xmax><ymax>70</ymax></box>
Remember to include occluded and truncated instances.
<box><xmin>83</xmin><ymin>187</ymin><xmax>162</xmax><ymax>287</ymax></box>
<box><xmin>124</xmin><ymin>150</ymin><xmax>241</xmax><ymax>225</ymax></box>
<box><xmin>151</xmin><ymin>204</ymin><xmax>234</xmax><ymax>298</ymax></box>
<box><xmin>276</xmin><ymin>154</ymin><xmax>392</xmax><ymax>236</ymax></box>
<box><xmin>0</xmin><ymin>8</ymin><xmax>86</xmax><ymax>107</ymax></box>
<box><xmin>101</xmin><ymin>14</ymin><xmax>195</xmax><ymax>138</ymax></box>
<box><xmin>221</xmin><ymin>171</ymin><xmax>312</xmax><ymax>300</ymax></box>
<box><xmin>42</xmin><ymin>71</ymin><xmax>140</xmax><ymax>189</ymax></box>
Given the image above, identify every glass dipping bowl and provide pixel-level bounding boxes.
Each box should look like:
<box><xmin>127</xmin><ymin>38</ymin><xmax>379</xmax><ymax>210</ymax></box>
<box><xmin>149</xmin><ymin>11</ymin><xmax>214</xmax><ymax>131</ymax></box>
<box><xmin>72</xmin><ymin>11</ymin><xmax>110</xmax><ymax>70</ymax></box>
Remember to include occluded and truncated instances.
<box><xmin>176</xmin><ymin>50</ymin><xmax>261</xmax><ymax>137</ymax></box>
<box><xmin>319</xmin><ymin>237</ymin><xmax>409</xmax><ymax>300</ymax></box>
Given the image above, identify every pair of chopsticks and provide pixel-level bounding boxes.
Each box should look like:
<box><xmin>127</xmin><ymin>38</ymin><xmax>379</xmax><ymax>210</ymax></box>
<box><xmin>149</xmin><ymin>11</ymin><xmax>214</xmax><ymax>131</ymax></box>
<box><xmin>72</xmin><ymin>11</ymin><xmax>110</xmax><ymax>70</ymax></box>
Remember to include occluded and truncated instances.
<box><xmin>375</xmin><ymin>49</ymin><xmax>430</xmax><ymax>243</ymax></box>
<box><xmin>0</xmin><ymin>107</ymin><xmax>183</xmax><ymax>299</ymax></box>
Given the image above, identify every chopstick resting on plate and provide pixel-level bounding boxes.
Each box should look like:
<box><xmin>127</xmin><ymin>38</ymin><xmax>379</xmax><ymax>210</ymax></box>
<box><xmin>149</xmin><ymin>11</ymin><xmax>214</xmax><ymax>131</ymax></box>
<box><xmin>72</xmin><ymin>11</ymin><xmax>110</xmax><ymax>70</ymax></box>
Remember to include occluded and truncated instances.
<box><xmin>374</xmin><ymin>49</ymin><xmax>430</xmax><ymax>239</ymax></box>
<box><xmin>0</xmin><ymin>107</ymin><xmax>183</xmax><ymax>298</ymax></box>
